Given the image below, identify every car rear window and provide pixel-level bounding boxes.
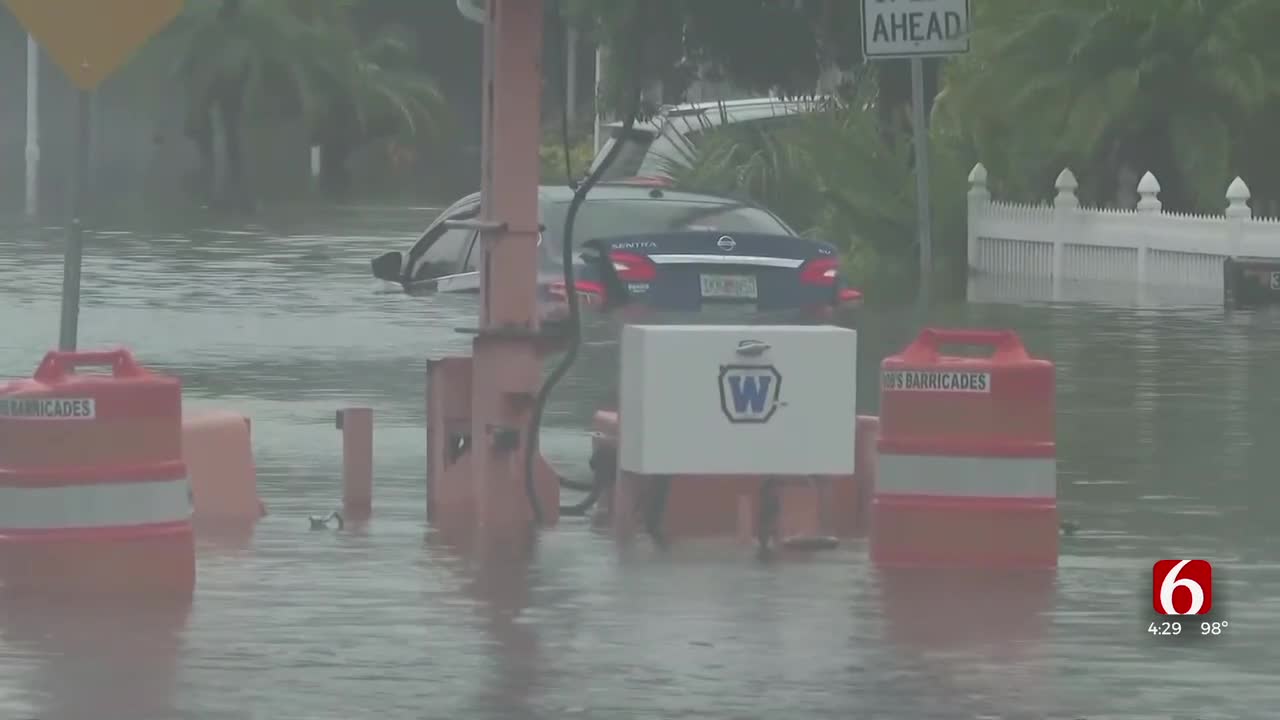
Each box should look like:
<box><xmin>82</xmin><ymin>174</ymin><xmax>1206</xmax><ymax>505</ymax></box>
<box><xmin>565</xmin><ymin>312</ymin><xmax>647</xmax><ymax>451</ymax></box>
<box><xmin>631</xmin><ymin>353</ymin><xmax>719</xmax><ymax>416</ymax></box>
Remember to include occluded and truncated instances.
<box><xmin>588</xmin><ymin>130</ymin><xmax>655</xmax><ymax>181</ymax></box>
<box><xmin>540</xmin><ymin>198</ymin><xmax>793</xmax><ymax>260</ymax></box>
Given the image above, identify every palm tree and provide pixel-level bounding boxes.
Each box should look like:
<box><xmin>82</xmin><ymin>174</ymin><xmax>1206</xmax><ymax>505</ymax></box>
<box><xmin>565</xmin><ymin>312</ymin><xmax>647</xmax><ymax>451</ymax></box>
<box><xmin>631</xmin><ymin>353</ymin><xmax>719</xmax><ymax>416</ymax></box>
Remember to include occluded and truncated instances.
<box><xmin>144</xmin><ymin>0</ymin><xmax>448</xmax><ymax>210</ymax></box>
<box><xmin>168</xmin><ymin>0</ymin><xmax>333</xmax><ymax>210</ymax></box>
<box><xmin>937</xmin><ymin>0</ymin><xmax>1280</xmax><ymax>211</ymax></box>
<box><xmin>306</xmin><ymin>24</ymin><xmax>449</xmax><ymax>198</ymax></box>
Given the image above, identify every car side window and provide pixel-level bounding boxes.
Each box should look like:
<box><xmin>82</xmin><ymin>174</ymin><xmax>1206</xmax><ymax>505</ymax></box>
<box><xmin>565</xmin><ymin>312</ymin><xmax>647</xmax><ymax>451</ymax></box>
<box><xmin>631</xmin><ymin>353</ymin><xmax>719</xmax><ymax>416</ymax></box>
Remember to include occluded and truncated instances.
<box><xmin>410</xmin><ymin>226</ymin><xmax>475</xmax><ymax>281</ymax></box>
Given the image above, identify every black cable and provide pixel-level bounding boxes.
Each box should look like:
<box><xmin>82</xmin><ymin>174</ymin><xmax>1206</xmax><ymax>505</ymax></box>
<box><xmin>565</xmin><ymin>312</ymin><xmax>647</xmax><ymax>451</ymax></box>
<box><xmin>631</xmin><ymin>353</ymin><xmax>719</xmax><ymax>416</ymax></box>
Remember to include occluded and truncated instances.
<box><xmin>559</xmin><ymin>477</ymin><xmax>595</xmax><ymax>493</ymax></box>
<box><xmin>560</xmin><ymin>446</ymin><xmax>615</xmax><ymax>517</ymax></box>
<box><xmin>523</xmin><ymin>2</ymin><xmax>646</xmax><ymax>525</ymax></box>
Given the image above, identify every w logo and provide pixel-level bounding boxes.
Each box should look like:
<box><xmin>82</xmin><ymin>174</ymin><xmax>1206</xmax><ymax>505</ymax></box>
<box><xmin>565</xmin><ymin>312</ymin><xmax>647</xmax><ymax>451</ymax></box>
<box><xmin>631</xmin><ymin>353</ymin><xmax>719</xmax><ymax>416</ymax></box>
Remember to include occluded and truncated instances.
<box><xmin>719</xmin><ymin>365</ymin><xmax>783</xmax><ymax>423</ymax></box>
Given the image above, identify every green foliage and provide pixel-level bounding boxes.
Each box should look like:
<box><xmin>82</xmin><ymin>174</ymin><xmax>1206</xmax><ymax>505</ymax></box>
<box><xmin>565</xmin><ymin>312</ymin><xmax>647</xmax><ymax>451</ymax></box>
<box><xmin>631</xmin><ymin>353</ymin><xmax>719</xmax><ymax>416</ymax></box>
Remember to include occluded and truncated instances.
<box><xmin>539</xmin><ymin>134</ymin><xmax>596</xmax><ymax>185</ymax></box>
<box><xmin>562</xmin><ymin>0</ymin><xmax>858</xmax><ymax>116</ymax></box>
<box><xmin>156</xmin><ymin>0</ymin><xmax>446</xmax><ymax>143</ymax></box>
<box><xmin>672</xmin><ymin>98</ymin><xmax>970</xmax><ymax>304</ymax></box>
<box><xmin>106</xmin><ymin>0</ymin><xmax>1280</xmax><ymax>222</ymax></box>
<box><xmin>939</xmin><ymin>0</ymin><xmax>1280</xmax><ymax>211</ymax></box>
<box><xmin>165</xmin><ymin>0</ymin><xmax>347</xmax><ymax>121</ymax></box>
<box><xmin>310</xmin><ymin>24</ymin><xmax>450</xmax><ymax>145</ymax></box>
<box><xmin>571</xmin><ymin>0</ymin><xmax>1280</xmax><ymax>217</ymax></box>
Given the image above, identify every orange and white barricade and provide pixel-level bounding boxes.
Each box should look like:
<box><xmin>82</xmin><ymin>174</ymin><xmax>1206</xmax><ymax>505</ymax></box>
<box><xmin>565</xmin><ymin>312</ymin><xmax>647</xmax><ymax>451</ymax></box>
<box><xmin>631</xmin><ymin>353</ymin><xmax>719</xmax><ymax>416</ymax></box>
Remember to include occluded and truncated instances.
<box><xmin>870</xmin><ymin>329</ymin><xmax>1057</xmax><ymax>569</ymax></box>
<box><xmin>0</xmin><ymin>349</ymin><xmax>194</xmax><ymax>596</ymax></box>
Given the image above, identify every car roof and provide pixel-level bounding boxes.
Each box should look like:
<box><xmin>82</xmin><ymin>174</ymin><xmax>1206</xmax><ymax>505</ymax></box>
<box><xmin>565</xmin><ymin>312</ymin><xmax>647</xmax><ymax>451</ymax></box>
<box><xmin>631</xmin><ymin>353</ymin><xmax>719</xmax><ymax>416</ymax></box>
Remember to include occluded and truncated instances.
<box><xmin>446</xmin><ymin>184</ymin><xmax>761</xmax><ymax>209</ymax></box>
<box><xmin>538</xmin><ymin>184</ymin><xmax>757</xmax><ymax>204</ymax></box>
<box><xmin>603</xmin><ymin>96</ymin><xmax>826</xmax><ymax>131</ymax></box>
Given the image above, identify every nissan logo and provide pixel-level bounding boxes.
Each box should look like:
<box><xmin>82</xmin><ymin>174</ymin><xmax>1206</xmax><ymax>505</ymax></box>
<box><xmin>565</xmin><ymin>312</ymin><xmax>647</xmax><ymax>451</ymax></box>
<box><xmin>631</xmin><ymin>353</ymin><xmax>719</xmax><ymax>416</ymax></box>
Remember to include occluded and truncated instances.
<box><xmin>716</xmin><ymin>235</ymin><xmax>736</xmax><ymax>252</ymax></box>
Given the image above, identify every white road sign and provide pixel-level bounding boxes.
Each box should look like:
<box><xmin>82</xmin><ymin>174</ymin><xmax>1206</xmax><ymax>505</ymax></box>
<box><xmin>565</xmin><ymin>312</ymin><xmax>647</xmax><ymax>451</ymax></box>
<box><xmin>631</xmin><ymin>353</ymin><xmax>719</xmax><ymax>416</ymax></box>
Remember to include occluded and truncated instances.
<box><xmin>862</xmin><ymin>0</ymin><xmax>971</xmax><ymax>59</ymax></box>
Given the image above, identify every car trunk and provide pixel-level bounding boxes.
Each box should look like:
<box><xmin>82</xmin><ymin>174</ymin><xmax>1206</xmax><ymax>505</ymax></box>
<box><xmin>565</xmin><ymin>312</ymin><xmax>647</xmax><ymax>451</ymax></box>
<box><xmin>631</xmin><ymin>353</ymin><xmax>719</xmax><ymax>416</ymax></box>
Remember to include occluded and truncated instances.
<box><xmin>582</xmin><ymin>232</ymin><xmax>839</xmax><ymax>312</ymax></box>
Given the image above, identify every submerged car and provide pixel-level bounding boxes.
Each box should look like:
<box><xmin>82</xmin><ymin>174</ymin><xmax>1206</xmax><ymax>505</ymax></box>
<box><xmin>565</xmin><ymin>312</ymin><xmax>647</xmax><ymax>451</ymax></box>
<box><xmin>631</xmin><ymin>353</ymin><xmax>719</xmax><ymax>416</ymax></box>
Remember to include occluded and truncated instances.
<box><xmin>370</xmin><ymin>183</ymin><xmax>861</xmax><ymax>316</ymax></box>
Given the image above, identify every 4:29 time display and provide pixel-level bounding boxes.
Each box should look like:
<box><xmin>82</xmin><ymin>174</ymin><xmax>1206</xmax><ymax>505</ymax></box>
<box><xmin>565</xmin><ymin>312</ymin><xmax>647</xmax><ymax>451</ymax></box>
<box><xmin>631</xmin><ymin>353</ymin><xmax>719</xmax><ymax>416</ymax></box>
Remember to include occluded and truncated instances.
<box><xmin>1148</xmin><ymin>620</ymin><xmax>1182</xmax><ymax>636</ymax></box>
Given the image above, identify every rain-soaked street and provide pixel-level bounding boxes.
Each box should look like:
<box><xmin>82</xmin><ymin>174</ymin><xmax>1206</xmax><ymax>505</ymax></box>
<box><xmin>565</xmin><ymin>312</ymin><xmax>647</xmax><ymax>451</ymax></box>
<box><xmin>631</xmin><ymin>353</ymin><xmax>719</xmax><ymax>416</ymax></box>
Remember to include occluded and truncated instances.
<box><xmin>2</xmin><ymin>208</ymin><xmax>1280</xmax><ymax>720</ymax></box>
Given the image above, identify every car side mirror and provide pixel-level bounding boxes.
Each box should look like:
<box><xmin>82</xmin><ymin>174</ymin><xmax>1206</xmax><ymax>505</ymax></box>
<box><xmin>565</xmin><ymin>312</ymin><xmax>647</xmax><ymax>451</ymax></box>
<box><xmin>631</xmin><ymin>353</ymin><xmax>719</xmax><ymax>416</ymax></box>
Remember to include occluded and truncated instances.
<box><xmin>371</xmin><ymin>251</ymin><xmax>403</xmax><ymax>282</ymax></box>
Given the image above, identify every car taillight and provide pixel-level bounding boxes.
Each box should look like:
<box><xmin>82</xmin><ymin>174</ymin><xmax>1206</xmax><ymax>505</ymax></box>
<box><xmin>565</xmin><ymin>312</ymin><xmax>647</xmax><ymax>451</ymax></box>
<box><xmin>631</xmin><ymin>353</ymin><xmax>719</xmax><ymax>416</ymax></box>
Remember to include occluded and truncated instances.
<box><xmin>610</xmin><ymin>251</ymin><xmax>657</xmax><ymax>282</ymax></box>
<box><xmin>799</xmin><ymin>256</ymin><xmax>839</xmax><ymax>286</ymax></box>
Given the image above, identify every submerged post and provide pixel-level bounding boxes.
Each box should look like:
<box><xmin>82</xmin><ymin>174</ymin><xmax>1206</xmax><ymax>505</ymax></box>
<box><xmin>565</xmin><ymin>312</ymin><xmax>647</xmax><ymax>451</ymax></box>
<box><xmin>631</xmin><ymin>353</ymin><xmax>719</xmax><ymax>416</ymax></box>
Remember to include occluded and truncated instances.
<box><xmin>337</xmin><ymin>407</ymin><xmax>374</xmax><ymax>519</ymax></box>
<box><xmin>58</xmin><ymin>89</ymin><xmax>92</xmax><ymax>351</ymax></box>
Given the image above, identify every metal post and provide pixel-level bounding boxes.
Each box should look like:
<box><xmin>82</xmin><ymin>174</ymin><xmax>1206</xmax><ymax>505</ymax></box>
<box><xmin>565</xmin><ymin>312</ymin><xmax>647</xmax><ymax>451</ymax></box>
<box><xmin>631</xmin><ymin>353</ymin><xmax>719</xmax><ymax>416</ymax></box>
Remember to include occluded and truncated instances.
<box><xmin>58</xmin><ymin>90</ymin><xmax>92</xmax><ymax>351</ymax></box>
<box><xmin>910</xmin><ymin>57</ymin><xmax>932</xmax><ymax>311</ymax></box>
<box><xmin>471</xmin><ymin>0</ymin><xmax>547</xmax><ymax>537</ymax></box>
<box><xmin>24</xmin><ymin>35</ymin><xmax>40</xmax><ymax>219</ymax></box>
<box><xmin>592</xmin><ymin>44</ymin><xmax>604</xmax><ymax>154</ymax></box>
<box><xmin>566</xmin><ymin>27</ymin><xmax>577</xmax><ymax>133</ymax></box>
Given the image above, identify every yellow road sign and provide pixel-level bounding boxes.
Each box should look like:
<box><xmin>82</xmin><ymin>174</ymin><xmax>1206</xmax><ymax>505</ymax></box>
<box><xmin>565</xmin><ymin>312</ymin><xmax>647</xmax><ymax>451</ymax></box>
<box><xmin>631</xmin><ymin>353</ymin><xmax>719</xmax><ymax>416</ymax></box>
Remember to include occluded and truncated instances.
<box><xmin>5</xmin><ymin>0</ymin><xmax>184</xmax><ymax>91</ymax></box>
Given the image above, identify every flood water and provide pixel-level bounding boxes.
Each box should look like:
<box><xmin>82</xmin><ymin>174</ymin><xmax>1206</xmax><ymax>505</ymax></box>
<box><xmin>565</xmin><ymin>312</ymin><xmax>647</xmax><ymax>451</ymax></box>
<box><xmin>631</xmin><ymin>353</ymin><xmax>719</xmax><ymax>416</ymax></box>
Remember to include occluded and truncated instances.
<box><xmin>2</xmin><ymin>208</ymin><xmax>1279</xmax><ymax>720</ymax></box>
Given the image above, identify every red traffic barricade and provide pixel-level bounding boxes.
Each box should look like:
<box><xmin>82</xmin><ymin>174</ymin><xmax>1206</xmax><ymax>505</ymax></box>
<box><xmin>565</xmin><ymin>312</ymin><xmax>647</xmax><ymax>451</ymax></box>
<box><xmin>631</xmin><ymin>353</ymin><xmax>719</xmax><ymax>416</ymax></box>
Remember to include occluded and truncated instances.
<box><xmin>0</xmin><ymin>349</ymin><xmax>194</xmax><ymax>596</ymax></box>
<box><xmin>870</xmin><ymin>329</ymin><xmax>1057</xmax><ymax>569</ymax></box>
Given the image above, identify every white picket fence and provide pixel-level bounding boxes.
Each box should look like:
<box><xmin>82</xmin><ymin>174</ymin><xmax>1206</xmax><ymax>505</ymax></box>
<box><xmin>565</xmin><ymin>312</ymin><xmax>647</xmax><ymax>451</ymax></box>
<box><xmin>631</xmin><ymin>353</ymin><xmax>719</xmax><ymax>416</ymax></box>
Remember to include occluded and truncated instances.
<box><xmin>966</xmin><ymin>164</ymin><xmax>1280</xmax><ymax>305</ymax></box>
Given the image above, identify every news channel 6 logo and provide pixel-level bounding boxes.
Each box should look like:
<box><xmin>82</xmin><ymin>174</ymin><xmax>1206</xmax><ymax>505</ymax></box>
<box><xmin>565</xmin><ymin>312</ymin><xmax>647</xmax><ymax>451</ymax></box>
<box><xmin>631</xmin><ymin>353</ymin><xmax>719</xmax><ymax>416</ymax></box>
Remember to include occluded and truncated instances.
<box><xmin>1147</xmin><ymin>559</ymin><xmax>1230</xmax><ymax>641</ymax></box>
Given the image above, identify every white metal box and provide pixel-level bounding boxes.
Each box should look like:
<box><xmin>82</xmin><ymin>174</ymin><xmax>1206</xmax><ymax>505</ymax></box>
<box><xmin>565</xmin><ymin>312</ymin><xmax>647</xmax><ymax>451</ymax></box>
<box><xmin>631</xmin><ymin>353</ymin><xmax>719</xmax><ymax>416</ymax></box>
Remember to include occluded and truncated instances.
<box><xmin>618</xmin><ymin>324</ymin><xmax>858</xmax><ymax>475</ymax></box>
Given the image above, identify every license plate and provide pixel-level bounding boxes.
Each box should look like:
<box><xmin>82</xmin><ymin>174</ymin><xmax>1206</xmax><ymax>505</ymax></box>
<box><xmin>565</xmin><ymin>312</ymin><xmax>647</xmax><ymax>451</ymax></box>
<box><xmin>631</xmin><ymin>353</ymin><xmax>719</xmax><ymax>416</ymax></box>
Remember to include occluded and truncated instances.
<box><xmin>700</xmin><ymin>274</ymin><xmax>757</xmax><ymax>299</ymax></box>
